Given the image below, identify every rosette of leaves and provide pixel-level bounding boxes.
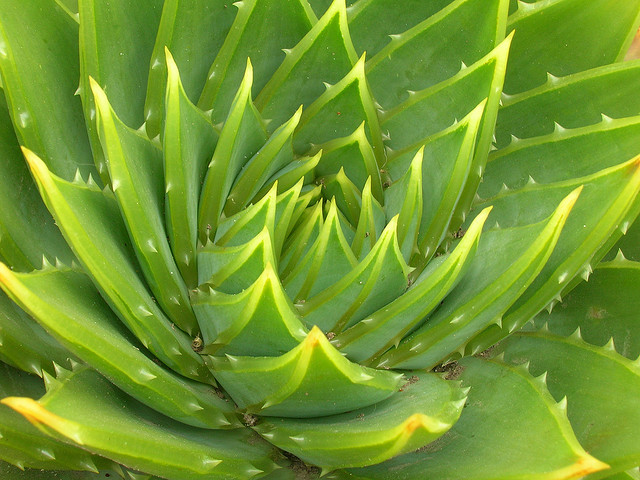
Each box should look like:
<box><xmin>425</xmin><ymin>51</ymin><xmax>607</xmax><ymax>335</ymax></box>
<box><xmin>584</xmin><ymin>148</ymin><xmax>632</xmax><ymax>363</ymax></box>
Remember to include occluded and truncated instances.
<box><xmin>1</xmin><ymin>0</ymin><xmax>640</xmax><ymax>478</ymax></box>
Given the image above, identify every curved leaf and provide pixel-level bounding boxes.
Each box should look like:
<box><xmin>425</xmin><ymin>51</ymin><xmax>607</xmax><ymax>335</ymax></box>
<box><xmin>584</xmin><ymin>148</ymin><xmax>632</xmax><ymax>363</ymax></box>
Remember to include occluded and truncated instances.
<box><xmin>209</xmin><ymin>326</ymin><xmax>403</xmax><ymax>417</ymax></box>
<box><xmin>0</xmin><ymin>0</ymin><xmax>94</xmax><ymax>180</ymax></box>
<box><xmin>0</xmin><ymin>265</ymin><xmax>234</xmax><ymax>428</ymax></box>
<box><xmin>502</xmin><ymin>330</ymin><xmax>640</xmax><ymax>478</ymax></box>
<box><xmin>344</xmin><ymin>356</ymin><xmax>607</xmax><ymax>480</ymax></box>
<box><xmin>505</xmin><ymin>0</ymin><xmax>640</xmax><ymax>94</ymax></box>
<box><xmin>2</xmin><ymin>367</ymin><xmax>278</xmax><ymax>480</ymax></box>
<box><xmin>255</xmin><ymin>372</ymin><xmax>466</xmax><ymax>470</ymax></box>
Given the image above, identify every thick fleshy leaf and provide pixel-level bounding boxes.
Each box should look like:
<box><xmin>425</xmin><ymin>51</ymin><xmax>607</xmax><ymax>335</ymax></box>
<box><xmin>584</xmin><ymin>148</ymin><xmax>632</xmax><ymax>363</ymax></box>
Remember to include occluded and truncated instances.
<box><xmin>0</xmin><ymin>265</ymin><xmax>235</xmax><ymax>428</ymax></box>
<box><xmin>255</xmin><ymin>0</ymin><xmax>359</xmax><ymax>131</ymax></box>
<box><xmin>0</xmin><ymin>290</ymin><xmax>75</xmax><ymax>377</ymax></box>
<box><xmin>347</xmin><ymin>0</ymin><xmax>456</xmax><ymax>58</ymax></box>
<box><xmin>314</xmin><ymin>125</ymin><xmax>384</xmax><ymax>202</ymax></box>
<box><xmin>351</xmin><ymin>179</ymin><xmax>387</xmax><ymax>260</ymax></box>
<box><xmin>0</xmin><ymin>0</ymin><xmax>94</xmax><ymax>180</ymax></box>
<box><xmin>21</xmin><ymin>149</ymin><xmax>206</xmax><ymax>382</ymax></box>
<box><xmin>378</xmin><ymin>189</ymin><xmax>579</xmax><ymax>369</ymax></box>
<box><xmin>282</xmin><ymin>201</ymin><xmax>357</xmax><ymax>302</ymax></box>
<box><xmin>199</xmin><ymin>0</ymin><xmax>315</xmax><ymax>124</ymax></box>
<box><xmin>91</xmin><ymin>79</ymin><xmax>198</xmax><ymax>335</ymax></box>
<box><xmin>214</xmin><ymin>185</ymin><xmax>278</xmax><ymax>248</ymax></box>
<box><xmin>293</xmin><ymin>54</ymin><xmax>385</xmax><ymax>164</ymax></box>
<box><xmin>0</xmin><ymin>363</ymin><xmax>113</xmax><ymax>474</ymax></box>
<box><xmin>255</xmin><ymin>372</ymin><xmax>466</xmax><ymax>470</ymax></box>
<box><xmin>0</xmin><ymin>92</ymin><xmax>73</xmax><ymax>271</ymax></box>
<box><xmin>605</xmin><ymin>213</ymin><xmax>640</xmax><ymax>262</ymax></box>
<box><xmin>366</xmin><ymin>0</ymin><xmax>508</xmax><ymax>110</ymax></box>
<box><xmin>495</xmin><ymin>61</ymin><xmax>640</xmax><ymax>148</ymax></box>
<box><xmin>225</xmin><ymin>107</ymin><xmax>301</xmax><ymax>217</ymax></box>
<box><xmin>197</xmin><ymin>227</ymin><xmax>277</xmax><ymax>294</ymax></box>
<box><xmin>502</xmin><ymin>330</ymin><xmax>640</xmax><ymax>478</ymax></box>
<box><xmin>469</xmin><ymin>156</ymin><xmax>640</xmax><ymax>353</ymax></box>
<box><xmin>0</xmin><ymin>463</ymin><xmax>121</xmax><ymax>480</ymax></box>
<box><xmin>199</xmin><ymin>60</ymin><xmax>268</xmax><ymax>238</ymax></box>
<box><xmin>2</xmin><ymin>367</ymin><xmax>278</xmax><ymax>480</ymax></box>
<box><xmin>381</xmin><ymin>36</ymin><xmax>511</xmax><ymax>236</ymax></box>
<box><xmin>144</xmin><ymin>0</ymin><xmax>237</xmax><ymax>138</ymax></box>
<box><xmin>279</xmin><ymin>202</ymin><xmax>325</xmax><ymax>277</ymax></box>
<box><xmin>343</xmin><ymin>356</ymin><xmax>608</xmax><ymax>480</ymax></box>
<box><xmin>297</xmin><ymin>217</ymin><xmax>408</xmax><ymax>333</ymax></box>
<box><xmin>334</xmin><ymin>207</ymin><xmax>490</xmax><ymax>364</ymax></box>
<box><xmin>482</xmin><ymin>115</ymin><xmax>640</xmax><ymax>199</ymax></box>
<box><xmin>533</xmin><ymin>256</ymin><xmax>640</xmax><ymax>361</ymax></box>
<box><xmin>504</xmin><ymin>0</ymin><xmax>640</xmax><ymax>94</ymax></box>
<box><xmin>384</xmin><ymin>151</ymin><xmax>422</xmax><ymax>262</ymax></box>
<box><xmin>209</xmin><ymin>326</ymin><xmax>403</xmax><ymax>417</ymax></box>
<box><xmin>192</xmin><ymin>263</ymin><xmax>308</xmax><ymax>357</ymax></box>
<box><xmin>78</xmin><ymin>0</ymin><xmax>162</xmax><ymax>182</ymax></box>
<box><xmin>163</xmin><ymin>49</ymin><xmax>218</xmax><ymax>287</ymax></box>
<box><xmin>386</xmin><ymin>101</ymin><xmax>483</xmax><ymax>262</ymax></box>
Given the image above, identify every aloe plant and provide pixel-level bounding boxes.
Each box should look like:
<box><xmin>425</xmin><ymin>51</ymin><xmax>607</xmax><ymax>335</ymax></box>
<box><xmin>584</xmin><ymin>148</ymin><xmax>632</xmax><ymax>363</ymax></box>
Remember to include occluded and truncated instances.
<box><xmin>1</xmin><ymin>0</ymin><xmax>640</xmax><ymax>478</ymax></box>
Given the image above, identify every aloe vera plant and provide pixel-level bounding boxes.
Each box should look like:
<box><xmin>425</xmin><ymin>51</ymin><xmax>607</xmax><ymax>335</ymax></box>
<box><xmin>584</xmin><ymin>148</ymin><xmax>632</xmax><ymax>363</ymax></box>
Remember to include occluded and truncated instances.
<box><xmin>1</xmin><ymin>0</ymin><xmax>640</xmax><ymax>478</ymax></box>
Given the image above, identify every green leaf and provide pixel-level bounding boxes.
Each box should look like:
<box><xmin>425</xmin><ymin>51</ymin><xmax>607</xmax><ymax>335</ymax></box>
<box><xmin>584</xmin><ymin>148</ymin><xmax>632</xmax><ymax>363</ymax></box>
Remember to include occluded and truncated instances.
<box><xmin>254</xmin><ymin>153</ymin><xmax>321</xmax><ymax>204</ymax></box>
<box><xmin>78</xmin><ymin>0</ymin><xmax>163</xmax><ymax>182</ymax></box>
<box><xmin>293</xmin><ymin>54</ymin><xmax>385</xmax><ymax>165</ymax></box>
<box><xmin>533</xmin><ymin>256</ymin><xmax>640</xmax><ymax>361</ymax></box>
<box><xmin>365</xmin><ymin>0</ymin><xmax>508</xmax><ymax>110</ymax></box>
<box><xmin>351</xmin><ymin>178</ymin><xmax>387</xmax><ymax>260</ymax></box>
<box><xmin>214</xmin><ymin>184</ymin><xmax>277</xmax><ymax>248</ymax></box>
<box><xmin>91</xmin><ymin>79</ymin><xmax>198</xmax><ymax>335</ymax></box>
<box><xmin>0</xmin><ymin>363</ymin><xmax>110</xmax><ymax>473</ymax></box>
<box><xmin>20</xmin><ymin>150</ymin><xmax>207</xmax><ymax>383</ymax></box>
<box><xmin>199</xmin><ymin>0</ymin><xmax>315</xmax><ymax>124</ymax></box>
<box><xmin>387</xmin><ymin>101</ymin><xmax>484</xmax><ymax>262</ymax></box>
<box><xmin>505</xmin><ymin>0</ymin><xmax>640</xmax><ymax>94</ymax></box>
<box><xmin>225</xmin><ymin>107</ymin><xmax>302</xmax><ymax>217</ymax></box>
<box><xmin>379</xmin><ymin>189</ymin><xmax>579</xmax><ymax>369</ymax></box>
<box><xmin>255</xmin><ymin>0</ymin><xmax>358</xmax><ymax>131</ymax></box>
<box><xmin>0</xmin><ymin>461</ymin><xmax>119</xmax><ymax>480</ymax></box>
<box><xmin>481</xmin><ymin>116</ymin><xmax>640</xmax><ymax>199</ymax></box>
<box><xmin>279</xmin><ymin>202</ymin><xmax>325</xmax><ymax>278</ymax></box>
<box><xmin>282</xmin><ymin>200</ymin><xmax>357</xmax><ymax>302</ymax></box>
<box><xmin>502</xmin><ymin>329</ymin><xmax>640</xmax><ymax>478</ymax></box>
<box><xmin>0</xmin><ymin>290</ymin><xmax>76</xmax><ymax>377</ymax></box>
<box><xmin>383</xmin><ymin>150</ymin><xmax>423</xmax><ymax>262</ymax></box>
<box><xmin>2</xmin><ymin>367</ymin><xmax>278</xmax><ymax>479</ymax></box>
<box><xmin>0</xmin><ymin>0</ymin><xmax>94</xmax><ymax>181</ymax></box>
<box><xmin>199</xmin><ymin>60</ymin><xmax>268</xmax><ymax>238</ymax></box>
<box><xmin>605</xmin><ymin>213</ymin><xmax>640</xmax><ymax>262</ymax></box>
<box><xmin>192</xmin><ymin>262</ymin><xmax>308</xmax><ymax>356</ymax></box>
<box><xmin>469</xmin><ymin>156</ymin><xmax>640</xmax><ymax>353</ymax></box>
<box><xmin>255</xmin><ymin>372</ymin><xmax>466</xmax><ymax>470</ymax></box>
<box><xmin>344</xmin><ymin>356</ymin><xmax>608</xmax><ymax>480</ymax></box>
<box><xmin>144</xmin><ymin>0</ymin><xmax>237</xmax><ymax>138</ymax></box>
<box><xmin>208</xmin><ymin>326</ymin><xmax>403</xmax><ymax>417</ymax></box>
<box><xmin>0</xmin><ymin>265</ymin><xmax>235</xmax><ymax>428</ymax></box>
<box><xmin>55</xmin><ymin>0</ymin><xmax>79</xmax><ymax>17</ymax></box>
<box><xmin>79</xmin><ymin>0</ymin><xmax>162</xmax><ymax>129</ymax></box>
<box><xmin>198</xmin><ymin>227</ymin><xmax>276</xmax><ymax>294</ymax></box>
<box><xmin>163</xmin><ymin>49</ymin><xmax>218</xmax><ymax>288</ymax></box>
<box><xmin>495</xmin><ymin>60</ymin><xmax>640</xmax><ymax>148</ymax></box>
<box><xmin>334</xmin><ymin>207</ymin><xmax>489</xmax><ymax>364</ymax></box>
<box><xmin>296</xmin><ymin>217</ymin><xmax>409</xmax><ymax>334</ymax></box>
<box><xmin>347</xmin><ymin>0</ymin><xmax>456</xmax><ymax>58</ymax></box>
<box><xmin>381</xmin><ymin>36</ymin><xmax>511</xmax><ymax>236</ymax></box>
<box><xmin>0</xmin><ymin>92</ymin><xmax>73</xmax><ymax>271</ymax></box>
<box><xmin>313</xmin><ymin>124</ymin><xmax>384</xmax><ymax>203</ymax></box>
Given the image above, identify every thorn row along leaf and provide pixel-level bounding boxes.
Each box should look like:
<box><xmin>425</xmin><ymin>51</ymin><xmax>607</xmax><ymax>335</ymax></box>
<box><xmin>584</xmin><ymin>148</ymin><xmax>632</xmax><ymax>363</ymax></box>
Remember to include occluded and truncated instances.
<box><xmin>0</xmin><ymin>0</ymin><xmax>639</xmax><ymax>478</ymax></box>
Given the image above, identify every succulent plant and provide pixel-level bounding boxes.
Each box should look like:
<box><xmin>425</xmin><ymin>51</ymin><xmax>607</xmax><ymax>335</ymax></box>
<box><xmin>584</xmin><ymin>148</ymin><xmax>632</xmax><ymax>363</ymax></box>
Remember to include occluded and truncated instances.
<box><xmin>1</xmin><ymin>0</ymin><xmax>640</xmax><ymax>478</ymax></box>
